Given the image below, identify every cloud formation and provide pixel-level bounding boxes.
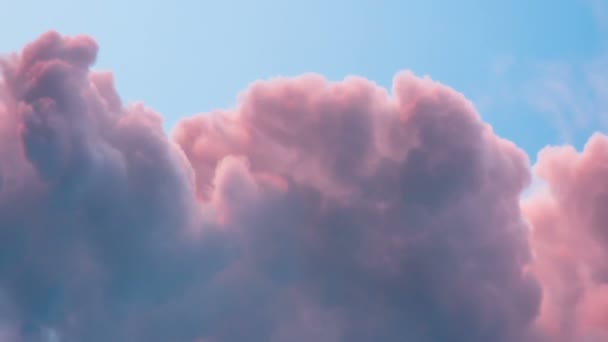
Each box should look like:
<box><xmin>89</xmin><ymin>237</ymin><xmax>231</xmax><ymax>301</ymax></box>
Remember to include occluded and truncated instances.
<box><xmin>0</xmin><ymin>31</ymin><xmax>201</xmax><ymax>341</ymax></box>
<box><xmin>173</xmin><ymin>70</ymin><xmax>540</xmax><ymax>342</ymax></box>
<box><xmin>0</xmin><ymin>31</ymin><xmax>600</xmax><ymax>342</ymax></box>
<box><xmin>524</xmin><ymin>135</ymin><xmax>608</xmax><ymax>341</ymax></box>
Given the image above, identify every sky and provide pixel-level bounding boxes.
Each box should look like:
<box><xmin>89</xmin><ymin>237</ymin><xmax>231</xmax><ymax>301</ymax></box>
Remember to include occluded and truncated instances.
<box><xmin>1</xmin><ymin>0</ymin><xmax>605</xmax><ymax>158</ymax></box>
<box><xmin>2</xmin><ymin>1</ymin><xmax>608</xmax><ymax>342</ymax></box>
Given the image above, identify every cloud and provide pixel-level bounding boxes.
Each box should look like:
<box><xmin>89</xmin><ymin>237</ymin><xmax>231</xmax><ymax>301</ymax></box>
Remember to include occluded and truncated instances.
<box><xmin>0</xmin><ymin>31</ymin><xmax>202</xmax><ymax>341</ymax></box>
<box><xmin>523</xmin><ymin>134</ymin><xmax>608</xmax><ymax>341</ymax></box>
<box><xmin>521</xmin><ymin>58</ymin><xmax>608</xmax><ymax>146</ymax></box>
<box><xmin>500</xmin><ymin>1</ymin><xmax>608</xmax><ymax>149</ymax></box>
<box><xmin>586</xmin><ymin>0</ymin><xmax>608</xmax><ymax>35</ymax></box>
<box><xmin>174</xmin><ymin>71</ymin><xmax>542</xmax><ymax>342</ymax></box>
<box><xmin>0</xmin><ymin>31</ymin><xmax>548</xmax><ymax>341</ymax></box>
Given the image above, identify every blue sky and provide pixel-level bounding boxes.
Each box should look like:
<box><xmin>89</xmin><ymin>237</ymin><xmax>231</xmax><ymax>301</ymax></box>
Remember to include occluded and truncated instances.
<box><xmin>1</xmin><ymin>0</ymin><xmax>604</xmax><ymax>161</ymax></box>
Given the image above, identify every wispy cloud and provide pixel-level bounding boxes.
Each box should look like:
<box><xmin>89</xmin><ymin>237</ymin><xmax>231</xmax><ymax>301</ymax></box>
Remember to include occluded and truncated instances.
<box><xmin>524</xmin><ymin>61</ymin><xmax>594</xmax><ymax>143</ymax></box>
<box><xmin>586</xmin><ymin>0</ymin><xmax>608</xmax><ymax>35</ymax></box>
<box><xmin>479</xmin><ymin>2</ymin><xmax>608</xmax><ymax>149</ymax></box>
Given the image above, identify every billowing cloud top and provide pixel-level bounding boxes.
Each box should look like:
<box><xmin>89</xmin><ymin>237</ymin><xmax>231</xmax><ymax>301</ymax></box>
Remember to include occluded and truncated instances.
<box><xmin>0</xmin><ymin>31</ymin><xmax>601</xmax><ymax>342</ymax></box>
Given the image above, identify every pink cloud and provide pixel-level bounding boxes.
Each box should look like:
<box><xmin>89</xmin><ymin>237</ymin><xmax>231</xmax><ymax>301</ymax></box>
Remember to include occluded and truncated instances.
<box><xmin>523</xmin><ymin>134</ymin><xmax>608</xmax><ymax>341</ymax></box>
<box><xmin>0</xmin><ymin>31</ymin><xmax>580</xmax><ymax>341</ymax></box>
<box><xmin>174</xmin><ymin>65</ymin><xmax>540</xmax><ymax>341</ymax></box>
<box><xmin>0</xmin><ymin>31</ymin><xmax>200</xmax><ymax>341</ymax></box>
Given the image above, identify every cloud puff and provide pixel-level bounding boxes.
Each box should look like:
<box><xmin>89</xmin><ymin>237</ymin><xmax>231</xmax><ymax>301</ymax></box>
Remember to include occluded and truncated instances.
<box><xmin>524</xmin><ymin>134</ymin><xmax>608</xmax><ymax>341</ymax></box>
<box><xmin>0</xmin><ymin>31</ymin><xmax>201</xmax><ymax>341</ymax></box>
<box><xmin>0</xmin><ymin>32</ymin><xmax>542</xmax><ymax>341</ymax></box>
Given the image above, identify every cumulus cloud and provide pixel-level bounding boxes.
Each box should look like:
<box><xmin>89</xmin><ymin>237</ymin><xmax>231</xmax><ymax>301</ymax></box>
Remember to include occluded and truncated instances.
<box><xmin>174</xmin><ymin>71</ymin><xmax>542</xmax><ymax>342</ymax></box>
<box><xmin>0</xmin><ymin>31</ymin><xmax>202</xmax><ymax>341</ymax></box>
<box><xmin>524</xmin><ymin>134</ymin><xmax>608</xmax><ymax>341</ymax></box>
<box><xmin>0</xmin><ymin>31</ymin><xmax>550</xmax><ymax>341</ymax></box>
